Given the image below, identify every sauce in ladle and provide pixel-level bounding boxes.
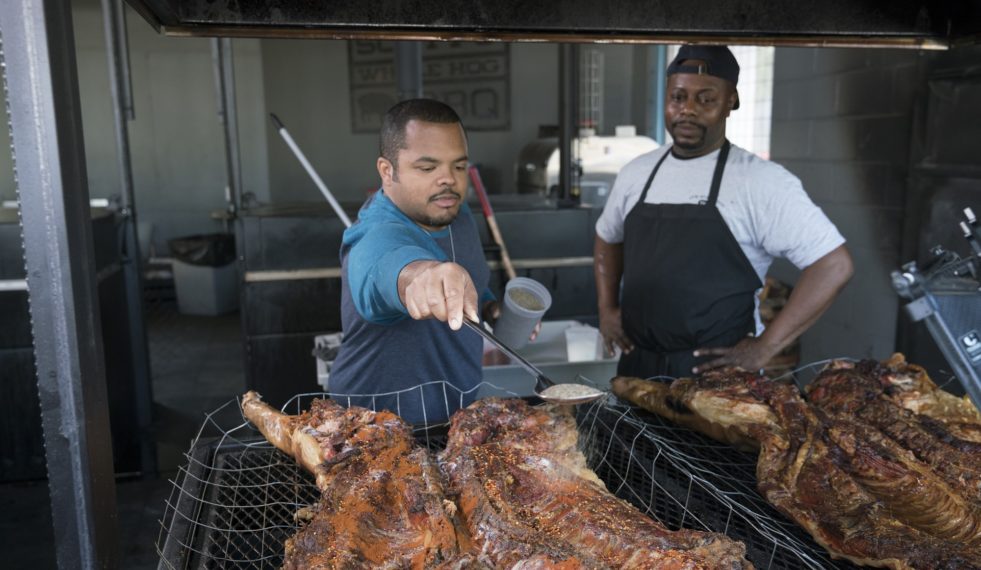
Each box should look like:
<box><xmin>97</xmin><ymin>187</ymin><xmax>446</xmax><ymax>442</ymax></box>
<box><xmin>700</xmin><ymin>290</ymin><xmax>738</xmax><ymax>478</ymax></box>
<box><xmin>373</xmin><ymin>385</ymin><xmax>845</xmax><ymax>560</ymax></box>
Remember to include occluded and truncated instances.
<box><xmin>538</xmin><ymin>383</ymin><xmax>605</xmax><ymax>404</ymax></box>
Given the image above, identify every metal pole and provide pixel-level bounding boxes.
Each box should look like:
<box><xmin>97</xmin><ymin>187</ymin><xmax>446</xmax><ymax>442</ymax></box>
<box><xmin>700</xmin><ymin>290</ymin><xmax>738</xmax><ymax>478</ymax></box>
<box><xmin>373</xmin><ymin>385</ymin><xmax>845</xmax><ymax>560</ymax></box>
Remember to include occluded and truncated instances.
<box><xmin>269</xmin><ymin>113</ymin><xmax>353</xmax><ymax>228</ymax></box>
<box><xmin>395</xmin><ymin>41</ymin><xmax>424</xmax><ymax>101</ymax></box>
<box><xmin>113</xmin><ymin>0</ymin><xmax>134</xmax><ymax>120</ymax></box>
<box><xmin>210</xmin><ymin>37</ymin><xmax>251</xmax><ymax>391</ymax></box>
<box><xmin>0</xmin><ymin>0</ymin><xmax>119</xmax><ymax>567</ymax></box>
<box><xmin>558</xmin><ymin>43</ymin><xmax>579</xmax><ymax>203</ymax></box>
<box><xmin>653</xmin><ymin>45</ymin><xmax>667</xmax><ymax>145</ymax></box>
<box><xmin>211</xmin><ymin>37</ymin><xmax>243</xmax><ymax>213</ymax></box>
<box><xmin>101</xmin><ymin>0</ymin><xmax>157</xmax><ymax>478</ymax></box>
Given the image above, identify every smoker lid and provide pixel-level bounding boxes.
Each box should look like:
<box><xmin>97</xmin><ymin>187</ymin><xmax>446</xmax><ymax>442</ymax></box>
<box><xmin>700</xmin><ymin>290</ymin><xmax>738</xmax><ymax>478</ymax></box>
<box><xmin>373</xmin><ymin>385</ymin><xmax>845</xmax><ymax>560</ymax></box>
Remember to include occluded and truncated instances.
<box><xmin>126</xmin><ymin>0</ymin><xmax>980</xmax><ymax>49</ymax></box>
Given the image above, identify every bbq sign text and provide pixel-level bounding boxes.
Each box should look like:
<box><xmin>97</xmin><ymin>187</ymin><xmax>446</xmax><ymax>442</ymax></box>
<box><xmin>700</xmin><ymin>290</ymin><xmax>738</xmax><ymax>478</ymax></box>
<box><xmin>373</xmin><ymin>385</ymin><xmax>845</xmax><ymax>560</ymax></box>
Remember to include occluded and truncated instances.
<box><xmin>348</xmin><ymin>41</ymin><xmax>510</xmax><ymax>133</ymax></box>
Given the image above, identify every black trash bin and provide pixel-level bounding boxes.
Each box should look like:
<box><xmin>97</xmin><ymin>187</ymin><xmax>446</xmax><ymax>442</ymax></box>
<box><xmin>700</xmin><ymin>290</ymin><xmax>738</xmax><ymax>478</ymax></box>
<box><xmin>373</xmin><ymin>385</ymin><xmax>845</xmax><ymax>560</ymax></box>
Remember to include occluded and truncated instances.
<box><xmin>167</xmin><ymin>233</ymin><xmax>239</xmax><ymax>315</ymax></box>
<box><xmin>168</xmin><ymin>233</ymin><xmax>236</xmax><ymax>267</ymax></box>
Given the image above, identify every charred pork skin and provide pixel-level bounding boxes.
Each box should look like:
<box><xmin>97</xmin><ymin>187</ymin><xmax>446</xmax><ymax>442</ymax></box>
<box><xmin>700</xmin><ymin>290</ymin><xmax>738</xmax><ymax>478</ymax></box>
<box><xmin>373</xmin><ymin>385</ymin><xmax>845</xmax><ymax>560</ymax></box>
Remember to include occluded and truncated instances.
<box><xmin>824</xmin><ymin>354</ymin><xmax>981</xmax><ymax>443</ymax></box>
<box><xmin>807</xmin><ymin>363</ymin><xmax>981</xmax><ymax>511</ymax></box>
<box><xmin>610</xmin><ymin>371</ymin><xmax>780</xmax><ymax>453</ymax></box>
<box><xmin>612</xmin><ymin>358</ymin><xmax>981</xmax><ymax>570</ymax></box>
<box><xmin>244</xmin><ymin>392</ymin><xmax>753</xmax><ymax>569</ymax></box>
<box><xmin>439</xmin><ymin>398</ymin><xmax>753</xmax><ymax>569</ymax></box>
<box><xmin>242</xmin><ymin>392</ymin><xmax>466</xmax><ymax>569</ymax></box>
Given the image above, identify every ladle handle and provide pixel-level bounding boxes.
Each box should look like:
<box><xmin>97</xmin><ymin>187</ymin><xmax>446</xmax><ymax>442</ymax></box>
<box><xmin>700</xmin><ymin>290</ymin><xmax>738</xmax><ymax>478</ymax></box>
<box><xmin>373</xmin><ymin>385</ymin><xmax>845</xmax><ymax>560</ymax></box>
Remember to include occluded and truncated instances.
<box><xmin>462</xmin><ymin>318</ymin><xmax>554</xmax><ymax>391</ymax></box>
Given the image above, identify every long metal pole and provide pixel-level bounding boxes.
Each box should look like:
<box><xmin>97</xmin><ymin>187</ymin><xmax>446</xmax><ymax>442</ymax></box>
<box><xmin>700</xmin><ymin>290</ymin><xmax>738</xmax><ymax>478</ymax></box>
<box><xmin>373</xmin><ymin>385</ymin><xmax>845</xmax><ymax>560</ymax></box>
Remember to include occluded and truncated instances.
<box><xmin>395</xmin><ymin>41</ymin><xmax>423</xmax><ymax>101</ymax></box>
<box><xmin>653</xmin><ymin>45</ymin><xmax>667</xmax><ymax>145</ymax></box>
<box><xmin>101</xmin><ymin>0</ymin><xmax>157</xmax><ymax>478</ymax></box>
<box><xmin>114</xmin><ymin>0</ymin><xmax>134</xmax><ymax>120</ymax></box>
<box><xmin>0</xmin><ymin>0</ymin><xmax>119</xmax><ymax>567</ymax></box>
<box><xmin>269</xmin><ymin>113</ymin><xmax>353</xmax><ymax>228</ymax></box>
<box><xmin>558</xmin><ymin>43</ymin><xmax>581</xmax><ymax>203</ymax></box>
<box><xmin>212</xmin><ymin>37</ymin><xmax>243</xmax><ymax>214</ymax></box>
<box><xmin>210</xmin><ymin>37</ymin><xmax>251</xmax><ymax>394</ymax></box>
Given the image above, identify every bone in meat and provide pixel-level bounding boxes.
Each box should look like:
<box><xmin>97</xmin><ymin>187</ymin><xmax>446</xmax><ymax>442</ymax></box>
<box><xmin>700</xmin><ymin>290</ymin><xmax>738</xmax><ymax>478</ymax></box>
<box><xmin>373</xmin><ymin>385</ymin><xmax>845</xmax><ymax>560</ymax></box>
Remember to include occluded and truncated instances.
<box><xmin>241</xmin><ymin>392</ymin><xmax>465</xmax><ymax>569</ymax></box>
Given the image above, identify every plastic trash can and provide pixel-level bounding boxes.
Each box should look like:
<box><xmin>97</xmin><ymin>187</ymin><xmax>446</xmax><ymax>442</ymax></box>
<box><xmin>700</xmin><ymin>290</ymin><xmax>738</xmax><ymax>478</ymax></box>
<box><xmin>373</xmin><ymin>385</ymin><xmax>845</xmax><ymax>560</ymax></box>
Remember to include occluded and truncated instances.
<box><xmin>168</xmin><ymin>233</ymin><xmax>239</xmax><ymax>316</ymax></box>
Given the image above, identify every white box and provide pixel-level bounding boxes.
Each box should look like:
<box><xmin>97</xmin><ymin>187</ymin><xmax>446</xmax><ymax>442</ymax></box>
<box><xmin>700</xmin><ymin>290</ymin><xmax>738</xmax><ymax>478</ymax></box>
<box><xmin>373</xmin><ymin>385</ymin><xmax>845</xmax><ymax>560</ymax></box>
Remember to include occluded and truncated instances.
<box><xmin>171</xmin><ymin>260</ymin><xmax>239</xmax><ymax>315</ymax></box>
<box><xmin>314</xmin><ymin>332</ymin><xmax>344</xmax><ymax>391</ymax></box>
<box><xmin>565</xmin><ymin>325</ymin><xmax>603</xmax><ymax>362</ymax></box>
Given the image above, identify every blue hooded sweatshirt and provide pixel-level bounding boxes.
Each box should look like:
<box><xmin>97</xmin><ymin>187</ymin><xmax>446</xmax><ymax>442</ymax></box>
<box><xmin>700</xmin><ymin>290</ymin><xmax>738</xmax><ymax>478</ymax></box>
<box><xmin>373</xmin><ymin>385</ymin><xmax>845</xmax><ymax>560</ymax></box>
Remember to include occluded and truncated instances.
<box><xmin>327</xmin><ymin>190</ymin><xmax>492</xmax><ymax>425</ymax></box>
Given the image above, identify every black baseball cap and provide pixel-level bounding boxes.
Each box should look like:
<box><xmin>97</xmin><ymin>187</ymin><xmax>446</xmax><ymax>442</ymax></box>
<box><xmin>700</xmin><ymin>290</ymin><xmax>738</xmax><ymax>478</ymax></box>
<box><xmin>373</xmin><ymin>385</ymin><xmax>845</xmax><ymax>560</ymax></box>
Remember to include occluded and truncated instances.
<box><xmin>667</xmin><ymin>45</ymin><xmax>740</xmax><ymax>109</ymax></box>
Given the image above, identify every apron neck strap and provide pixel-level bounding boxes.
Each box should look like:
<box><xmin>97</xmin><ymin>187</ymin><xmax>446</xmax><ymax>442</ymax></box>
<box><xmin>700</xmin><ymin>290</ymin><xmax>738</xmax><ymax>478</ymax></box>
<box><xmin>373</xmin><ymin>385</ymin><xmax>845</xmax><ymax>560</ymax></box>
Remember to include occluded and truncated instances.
<box><xmin>706</xmin><ymin>140</ymin><xmax>731</xmax><ymax>206</ymax></box>
<box><xmin>637</xmin><ymin>149</ymin><xmax>671</xmax><ymax>204</ymax></box>
<box><xmin>638</xmin><ymin>140</ymin><xmax>732</xmax><ymax>206</ymax></box>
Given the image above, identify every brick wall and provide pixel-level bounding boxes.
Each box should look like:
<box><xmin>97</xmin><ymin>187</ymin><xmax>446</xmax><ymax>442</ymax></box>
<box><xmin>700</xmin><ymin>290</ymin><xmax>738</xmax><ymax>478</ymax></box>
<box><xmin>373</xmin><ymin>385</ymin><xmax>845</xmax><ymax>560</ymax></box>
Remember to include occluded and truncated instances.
<box><xmin>769</xmin><ymin>48</ymin><xmax>930</xmax><ymax>364</ymax></box>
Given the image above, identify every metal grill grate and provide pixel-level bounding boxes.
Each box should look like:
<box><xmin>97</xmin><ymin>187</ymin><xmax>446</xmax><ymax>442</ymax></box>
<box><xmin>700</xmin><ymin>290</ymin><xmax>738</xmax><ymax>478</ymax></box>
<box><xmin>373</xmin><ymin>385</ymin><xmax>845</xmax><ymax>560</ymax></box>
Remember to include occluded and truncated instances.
<box><xmin>202</xmin><ymin>448</ymin><xmax>315</xmax><ymax>568</ymax></box>
<box><xmin>577</xmin><ymin>401</ymin><xmax>857</xmax><ymax>569</ymax></box>
<box><xmin>157</xmin><ymin>380</ymin><xmax>858</xmax><ymax>569</ymax></box>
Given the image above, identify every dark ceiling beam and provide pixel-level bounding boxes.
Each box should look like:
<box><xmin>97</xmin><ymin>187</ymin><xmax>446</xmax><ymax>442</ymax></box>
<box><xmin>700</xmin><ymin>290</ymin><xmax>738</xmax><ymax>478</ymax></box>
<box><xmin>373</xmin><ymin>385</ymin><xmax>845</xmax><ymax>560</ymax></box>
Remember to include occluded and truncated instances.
<box><xmin>124</xmin><ymin>0</ymin><xmax>981</xmax><ymax>49</ymax></box>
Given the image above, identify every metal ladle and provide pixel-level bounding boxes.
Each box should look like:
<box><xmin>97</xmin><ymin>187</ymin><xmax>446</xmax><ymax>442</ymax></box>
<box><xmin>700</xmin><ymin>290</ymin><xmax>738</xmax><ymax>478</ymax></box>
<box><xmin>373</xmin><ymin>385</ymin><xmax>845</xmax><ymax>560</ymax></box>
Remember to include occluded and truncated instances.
<box><xmin>463</xmin><ymin>318</ymin><xmax>605</xmax><ymax>405</ymax></box>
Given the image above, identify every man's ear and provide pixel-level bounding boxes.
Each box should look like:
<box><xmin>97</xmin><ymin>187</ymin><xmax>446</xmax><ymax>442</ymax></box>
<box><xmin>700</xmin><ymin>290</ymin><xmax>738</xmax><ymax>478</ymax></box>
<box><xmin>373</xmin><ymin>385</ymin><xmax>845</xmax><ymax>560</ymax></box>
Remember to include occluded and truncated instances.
<box><xmin>728</xmin><ymin>89</ymin><xmax>739</xmax><ymax>113</ymax></box>
<box><xmin>377</xmin><ymin>156</ymin><xmax>395</xmax><ymax>184</ymax></box>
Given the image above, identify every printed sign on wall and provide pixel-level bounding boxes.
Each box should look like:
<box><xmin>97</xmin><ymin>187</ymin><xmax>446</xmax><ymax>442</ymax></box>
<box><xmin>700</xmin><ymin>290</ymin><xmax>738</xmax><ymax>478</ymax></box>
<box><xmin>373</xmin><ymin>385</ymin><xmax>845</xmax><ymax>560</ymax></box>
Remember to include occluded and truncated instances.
<box><xmin>348</xmin><ymin>41</ymin><xmax>510</xmax><ymax>133</ymax></box>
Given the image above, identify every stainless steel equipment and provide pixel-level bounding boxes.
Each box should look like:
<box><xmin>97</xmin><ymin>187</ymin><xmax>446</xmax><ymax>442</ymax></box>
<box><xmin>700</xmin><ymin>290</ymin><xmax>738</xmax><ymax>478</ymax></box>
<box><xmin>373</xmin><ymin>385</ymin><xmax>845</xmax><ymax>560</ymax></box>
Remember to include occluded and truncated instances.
<box><xmin>892</xmin><ymin>207</ymin><xmax>981</xmax><ymax>408</ymax></box>
<box><xmin>515</xmin><ymin>131</ymin><xmax>659</xmax><ymax>200</ymax></box>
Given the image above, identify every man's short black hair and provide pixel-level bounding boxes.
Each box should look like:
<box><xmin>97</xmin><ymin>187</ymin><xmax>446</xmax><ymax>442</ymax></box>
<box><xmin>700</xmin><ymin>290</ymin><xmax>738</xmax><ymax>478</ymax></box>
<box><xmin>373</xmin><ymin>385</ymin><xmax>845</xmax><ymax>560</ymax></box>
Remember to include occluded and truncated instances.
<box><xmin>379</xmin><ymin>99</ymin><xmax>465</xmax><ymax>170</ymax></box>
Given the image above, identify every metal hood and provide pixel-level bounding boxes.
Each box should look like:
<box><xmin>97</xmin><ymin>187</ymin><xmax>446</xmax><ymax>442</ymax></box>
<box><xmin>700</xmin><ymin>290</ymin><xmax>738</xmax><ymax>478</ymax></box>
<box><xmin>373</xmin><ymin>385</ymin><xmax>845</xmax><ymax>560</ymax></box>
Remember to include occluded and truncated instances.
<box><xmin>126</xmin><ymin>0</ymin><xmax>981</xmax><ymax>49</ymax></box>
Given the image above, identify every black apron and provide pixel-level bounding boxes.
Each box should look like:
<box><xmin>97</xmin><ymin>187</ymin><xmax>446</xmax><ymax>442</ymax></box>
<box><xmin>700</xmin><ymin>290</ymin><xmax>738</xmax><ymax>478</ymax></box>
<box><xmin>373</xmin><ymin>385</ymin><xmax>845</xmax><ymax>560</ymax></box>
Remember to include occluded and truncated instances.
<box><xmin>618</xmin><ymin>141</ymin><xmax>763</xmax><ymax>379</ymax></box>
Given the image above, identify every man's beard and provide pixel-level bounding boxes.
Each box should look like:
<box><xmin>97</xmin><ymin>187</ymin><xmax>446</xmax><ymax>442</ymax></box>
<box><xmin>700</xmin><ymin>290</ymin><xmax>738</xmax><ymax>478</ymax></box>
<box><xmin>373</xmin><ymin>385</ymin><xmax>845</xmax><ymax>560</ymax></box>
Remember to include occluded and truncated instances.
<box><xmin>669</xmin><ymin>121</ymin><xmax>707</xmax><ymax>150</ymax></box>
<box><xmin>424</xmin><ymin>190</ymin><xmax>462</xmax><ymax>228</ymax></box>
<box><xmin>425</xmin><ymin>210</ymin><xmax>459</xmax><ymax>228</ymax></box>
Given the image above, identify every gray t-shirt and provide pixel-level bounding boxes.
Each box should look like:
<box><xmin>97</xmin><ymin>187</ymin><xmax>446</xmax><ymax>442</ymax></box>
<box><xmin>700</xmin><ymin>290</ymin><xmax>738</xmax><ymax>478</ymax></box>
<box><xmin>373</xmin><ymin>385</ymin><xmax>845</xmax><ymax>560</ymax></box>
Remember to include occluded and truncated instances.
<box><xmin>596</xmin><ymin>143</ymin><xmax>845</xmax><ymax>333</ymax></box>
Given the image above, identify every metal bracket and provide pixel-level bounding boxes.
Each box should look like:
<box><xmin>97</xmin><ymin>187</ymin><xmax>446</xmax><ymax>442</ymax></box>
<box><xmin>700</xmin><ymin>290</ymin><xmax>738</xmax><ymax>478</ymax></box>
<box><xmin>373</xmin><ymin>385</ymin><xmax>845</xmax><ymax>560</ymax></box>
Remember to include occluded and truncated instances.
<box><xmin>904</xmin><ymin>297</ymin><xmax>935</xmax><ymax>322</ymax></box>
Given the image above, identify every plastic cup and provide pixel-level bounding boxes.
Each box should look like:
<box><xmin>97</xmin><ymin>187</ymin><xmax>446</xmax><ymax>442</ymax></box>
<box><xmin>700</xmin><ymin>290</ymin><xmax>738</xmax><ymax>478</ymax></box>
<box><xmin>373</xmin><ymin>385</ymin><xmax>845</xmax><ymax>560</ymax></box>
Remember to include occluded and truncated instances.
<box><xmin>565</xmin><ymin>325</ymin><xmax>602</xmax><ymax>362</ymax></box>
<box><xmin>493</xmin><ymin>277</ymin><xmax>552</xmax><ymax>349</ymax></box>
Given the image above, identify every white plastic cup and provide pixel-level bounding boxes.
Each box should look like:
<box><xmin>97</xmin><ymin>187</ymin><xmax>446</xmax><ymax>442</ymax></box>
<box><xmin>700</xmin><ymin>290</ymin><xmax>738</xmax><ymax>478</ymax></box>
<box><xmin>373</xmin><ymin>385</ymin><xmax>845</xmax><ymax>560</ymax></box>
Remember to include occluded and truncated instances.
<box><xmin>565</xmin><ymin>325</ymin><xmax>602</xmax><ymax>362</ymax></box>
<box><xmin>494</xmin><ymin>277</ymin><xmax>552</xmax><ymax>349</ymax></box>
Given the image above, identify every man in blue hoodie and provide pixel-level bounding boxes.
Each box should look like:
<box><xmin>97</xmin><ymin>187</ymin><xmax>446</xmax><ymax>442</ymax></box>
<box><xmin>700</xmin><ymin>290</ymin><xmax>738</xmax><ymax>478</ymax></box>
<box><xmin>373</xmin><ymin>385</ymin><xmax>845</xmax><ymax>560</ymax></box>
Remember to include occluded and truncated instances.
<box><xmin>328</xmin><ymin>99</ymin><xmax>496</xmax><ymax>425</ymax></box>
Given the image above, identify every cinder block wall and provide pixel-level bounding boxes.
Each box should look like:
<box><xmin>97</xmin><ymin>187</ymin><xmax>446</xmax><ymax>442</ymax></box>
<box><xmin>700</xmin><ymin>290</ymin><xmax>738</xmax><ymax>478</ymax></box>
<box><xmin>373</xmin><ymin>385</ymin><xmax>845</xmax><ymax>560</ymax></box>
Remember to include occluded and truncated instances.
<box><xmin>769</xmin><ymin>48</ymin><xmax>930</xmax><ymax>364</ymax></box>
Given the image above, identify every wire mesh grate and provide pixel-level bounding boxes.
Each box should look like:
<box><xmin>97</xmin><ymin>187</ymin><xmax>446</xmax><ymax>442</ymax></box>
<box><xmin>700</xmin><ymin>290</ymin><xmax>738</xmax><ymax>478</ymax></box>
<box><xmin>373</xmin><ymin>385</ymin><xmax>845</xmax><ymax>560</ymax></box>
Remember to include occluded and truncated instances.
<box><xmin>577</xmin><ymin>401</ymin><xmax>857</xmax><ymax>570</ymax></box>
<box><xmin>157</xmin><ymin>379</ymin><xmax>858</xmax><ymax>569</ymax></box>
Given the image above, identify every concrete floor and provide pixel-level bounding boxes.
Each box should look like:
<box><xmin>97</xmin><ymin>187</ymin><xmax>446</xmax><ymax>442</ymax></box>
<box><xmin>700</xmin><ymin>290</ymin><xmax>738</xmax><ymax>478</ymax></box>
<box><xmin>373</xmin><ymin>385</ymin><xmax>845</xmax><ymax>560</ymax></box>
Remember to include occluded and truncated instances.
<box><xmin>0</xmin><ymin>300</ymin><xmax>246</xmax><ymax>569</ymax></box>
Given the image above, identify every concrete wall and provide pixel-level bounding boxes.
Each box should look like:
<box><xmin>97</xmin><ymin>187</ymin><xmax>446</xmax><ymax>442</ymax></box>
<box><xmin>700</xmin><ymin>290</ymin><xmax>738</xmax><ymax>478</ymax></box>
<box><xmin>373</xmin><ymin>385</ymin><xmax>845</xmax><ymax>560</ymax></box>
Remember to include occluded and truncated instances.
<box><xmin>260</xmin><ymin>40</ymin><xmax>563</xmax><ymax>201</ymax></box>
<box><xmin>769</xmin><ymin>48</ymin><xmax>930</xmax><ymax>363</ymax></box>
<box><xmin>0</xmin><ymin>11</ymin><xmax>649</xmax><ymax>249</ymax></box>
<box><xmin>0</xmin><ymin>4</ymin><xmax>270</xmax><ymax>255</ymax></box>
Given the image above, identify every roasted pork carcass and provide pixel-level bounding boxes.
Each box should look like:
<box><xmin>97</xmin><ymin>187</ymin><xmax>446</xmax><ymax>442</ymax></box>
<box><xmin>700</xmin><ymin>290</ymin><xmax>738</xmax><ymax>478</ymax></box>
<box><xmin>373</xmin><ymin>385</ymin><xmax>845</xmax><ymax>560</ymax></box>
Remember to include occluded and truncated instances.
<box><xmin>244</xmin><ymin>392</ymin><xmax>753</xmax><ymax>569</ymax></box>
<box><xmin>823</xmin><ymin>354</ymin><xmax>981</xmax><ymax>443</ymax></box>
<box><xmin>242</xmin><ymin>392</ymin><xmax>466</xmax><ymax>569</ymax></box>
<box><xmin>807</xmin><ymin>362</ymin><xmax>981</xmax><ymax>511</ymax></box>
<box><xmin>756</xmin><ymin>375</ymin><xmax>981</xmax><ymax>570</ymax></box>
<box><xmin>610</xmin><ymin>370</ymin><xmax>780</xmax><ymax>453</ymax></box>
<box><xmin>439</xmin><ymin>398</ymin><xmax>753</xmax><ymax>569</ymax></box>
<box><xmin>612</xmin><ymin>364</ymin><xmax>981</xmax><ymax>570</ymax></box>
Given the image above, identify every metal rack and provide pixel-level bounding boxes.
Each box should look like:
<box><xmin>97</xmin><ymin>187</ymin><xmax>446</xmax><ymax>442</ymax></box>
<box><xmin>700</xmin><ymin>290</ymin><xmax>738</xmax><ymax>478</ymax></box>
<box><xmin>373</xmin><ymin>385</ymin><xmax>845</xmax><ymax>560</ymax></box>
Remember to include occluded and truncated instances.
<box><xmin>578</xmin><ymin>401</ymin><xmax>854</xmax><ymax>570</ymax></box>
<box><xmin>157</xmin><ymin>380</ymin><xmax>857</xmax><ymax>569</ymax></box>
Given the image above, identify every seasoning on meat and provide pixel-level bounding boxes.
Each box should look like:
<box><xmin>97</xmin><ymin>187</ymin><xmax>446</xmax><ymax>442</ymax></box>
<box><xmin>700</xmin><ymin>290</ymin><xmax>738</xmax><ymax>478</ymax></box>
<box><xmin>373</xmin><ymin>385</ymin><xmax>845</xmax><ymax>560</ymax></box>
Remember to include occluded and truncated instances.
<box><xmin>611</xmin><ymin>355</ymin><xmax>981</xmax><ymax>569</ymax></box>
<box><xmin>439</xmin><ymin>398</ymin><xmax>752</xmax><ymax>569</ymax></box>
<box><xmin>243</xmin><ymin>392</ymin><xmax>754</xmax><ymax>569</ymax></box>
<box><xmin>242</xmin><ymin>393</ymin><xmax>466</xmax><ymax>568</ymax></box>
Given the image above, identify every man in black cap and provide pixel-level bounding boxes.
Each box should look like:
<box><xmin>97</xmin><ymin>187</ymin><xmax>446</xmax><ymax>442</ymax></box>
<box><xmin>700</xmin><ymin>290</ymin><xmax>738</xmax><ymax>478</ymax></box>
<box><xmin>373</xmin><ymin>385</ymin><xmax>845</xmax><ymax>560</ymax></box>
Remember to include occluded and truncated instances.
<box><xmin>594</xmin><ymin>45</ymin><xmax>854</xmax><ymax>379</ymax></box>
